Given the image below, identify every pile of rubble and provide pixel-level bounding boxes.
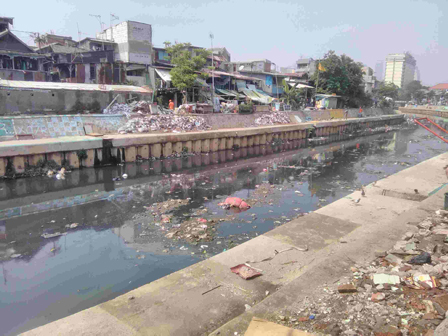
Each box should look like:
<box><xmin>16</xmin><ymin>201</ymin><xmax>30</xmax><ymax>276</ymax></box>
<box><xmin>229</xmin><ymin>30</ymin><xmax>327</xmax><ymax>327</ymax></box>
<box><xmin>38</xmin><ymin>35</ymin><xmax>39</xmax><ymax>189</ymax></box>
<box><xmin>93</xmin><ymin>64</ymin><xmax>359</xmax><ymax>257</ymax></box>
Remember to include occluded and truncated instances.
<box><xmin>104</xmin><ymin>102</ymin><xmax>133</xmax><ymax>115</ymax></box>
<box><xmin>104</xmin><ymin>101</ymin><xmax>173</xmax><ymax>115</ymax></box>
<box><xmin>255</xmin><ymin>112</ymin><xmax>291</xmax><ymax>126</ymax></box>
<box><xmin>117</xmin><ymin>115</ymin><xmax>211</xmax><ymax>134</ymax></box>
<box><xmin>275</xmin><ymin>209</ymin><xmax>448</xmax><ymax>336</ymax></box>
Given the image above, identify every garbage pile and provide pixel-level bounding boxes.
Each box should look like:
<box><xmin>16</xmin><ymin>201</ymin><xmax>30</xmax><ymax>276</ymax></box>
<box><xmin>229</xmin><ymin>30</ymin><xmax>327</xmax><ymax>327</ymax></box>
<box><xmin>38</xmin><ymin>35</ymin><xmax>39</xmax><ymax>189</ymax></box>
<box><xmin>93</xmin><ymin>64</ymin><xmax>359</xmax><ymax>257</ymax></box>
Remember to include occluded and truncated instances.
<box><xmin>274</xmin><ymin>209</ymin><xmax>448</xmax><ymax>336</ymax></box>
<box><xmin>118</xmin><ymin>115</ymin><xmax>211</xmax><ymax>133</ymax></box>
<box><xmin>255</xmin><ymin>112</ymin><xmax>291</xmax><ymax>126</ymax></box>
<box><xmin>104</xmin><ymin>102</ymin><xmax>133</xmax><ymax>115</ymax></box>
<box><xmin>104</xmin><ymin>101</ymin><xmax>172</xmax><ymax>115</ymax></box>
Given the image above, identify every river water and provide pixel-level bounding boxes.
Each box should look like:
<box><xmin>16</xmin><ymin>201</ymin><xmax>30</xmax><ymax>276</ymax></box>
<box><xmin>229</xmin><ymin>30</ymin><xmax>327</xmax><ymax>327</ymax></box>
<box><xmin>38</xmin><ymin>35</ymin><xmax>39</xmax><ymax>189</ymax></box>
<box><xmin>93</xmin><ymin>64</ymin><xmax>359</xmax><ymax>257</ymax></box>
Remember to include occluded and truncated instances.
<box><xmin>0</xmin><ymin>124</ymin><xmax>446</xmax><ymax>335</ymax></box>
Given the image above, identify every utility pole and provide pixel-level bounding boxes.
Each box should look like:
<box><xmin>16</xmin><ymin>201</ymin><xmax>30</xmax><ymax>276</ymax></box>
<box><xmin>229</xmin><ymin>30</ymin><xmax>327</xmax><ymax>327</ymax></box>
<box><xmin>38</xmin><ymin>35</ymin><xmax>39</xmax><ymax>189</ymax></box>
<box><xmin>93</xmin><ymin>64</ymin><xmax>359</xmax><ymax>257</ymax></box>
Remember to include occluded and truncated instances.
<box><xmin>110</xmin><ymin>14</ymin><xmax>119</xmax><ymax>42</ymax></box>
<box><xmin>210</xmin><ymin>32</ymin><xmax>215</xmax><ymax>111</ymax></box>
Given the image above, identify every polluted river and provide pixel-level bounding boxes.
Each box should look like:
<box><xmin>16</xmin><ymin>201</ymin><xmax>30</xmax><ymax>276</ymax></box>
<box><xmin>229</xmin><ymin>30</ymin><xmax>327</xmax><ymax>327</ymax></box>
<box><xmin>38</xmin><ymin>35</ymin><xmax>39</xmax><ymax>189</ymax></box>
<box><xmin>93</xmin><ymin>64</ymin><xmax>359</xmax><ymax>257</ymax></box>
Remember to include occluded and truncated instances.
<box><xmin>0</xmin><ymin>123</ymin><xmax>447</xmax><ymax>335</ymax></box>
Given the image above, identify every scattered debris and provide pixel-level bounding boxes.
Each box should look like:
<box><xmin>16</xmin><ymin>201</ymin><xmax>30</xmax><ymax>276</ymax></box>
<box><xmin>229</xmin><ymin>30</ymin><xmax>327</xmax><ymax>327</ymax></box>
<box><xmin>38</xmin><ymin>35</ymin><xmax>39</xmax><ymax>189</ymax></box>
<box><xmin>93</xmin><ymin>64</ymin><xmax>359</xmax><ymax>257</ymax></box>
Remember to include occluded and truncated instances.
<box><xmin>202</xmin><ymin>285</ymin><xmax>222</xmax><ymax>295</ymax></box>
<box><xmin>254</xmin><ymin>112</ymin><xmax>291</xmax><ymax>126</ymax></box>
<box><xmin>219</xmin><ymin>197</ymin><xmax>251</xmax><ymax>210</ymax></box>
<box><xmin>268</xmin><ymin>208</ymin><xmax>448</xmax><ymax>336</ymax></box>
<box><xmin>231</xmin><ymin>264</ymin><xmax>262</xmax><ymax>280</ymax></box>
<box><xmin>118</xmin><ymin>115</ymin><xmax>211</xmax><ymax>134</ymax></box>
<box><xmin>41</xmin><ymin>232</ymin><xmax>66</xmax><ymax>239</ymax></box>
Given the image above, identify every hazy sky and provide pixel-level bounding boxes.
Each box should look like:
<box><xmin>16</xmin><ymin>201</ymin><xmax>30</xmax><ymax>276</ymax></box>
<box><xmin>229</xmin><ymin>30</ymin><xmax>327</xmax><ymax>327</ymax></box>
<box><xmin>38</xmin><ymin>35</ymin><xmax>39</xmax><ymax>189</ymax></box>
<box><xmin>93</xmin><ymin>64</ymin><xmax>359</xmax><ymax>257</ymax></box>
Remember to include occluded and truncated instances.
<box><xmin>4</xmin><ymin>0</ymin><xmax>447</xmax><ymax>85</ymax></box>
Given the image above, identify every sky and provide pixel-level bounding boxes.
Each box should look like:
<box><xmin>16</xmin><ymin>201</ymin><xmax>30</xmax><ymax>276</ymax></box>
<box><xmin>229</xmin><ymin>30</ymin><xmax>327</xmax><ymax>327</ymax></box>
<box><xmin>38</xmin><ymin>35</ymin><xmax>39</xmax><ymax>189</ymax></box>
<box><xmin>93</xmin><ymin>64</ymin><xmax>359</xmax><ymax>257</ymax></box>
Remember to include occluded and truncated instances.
<box><xmin>3</xmin><ymin>0</ymin><xmax>447</xmax><ymax>86</ymax></box>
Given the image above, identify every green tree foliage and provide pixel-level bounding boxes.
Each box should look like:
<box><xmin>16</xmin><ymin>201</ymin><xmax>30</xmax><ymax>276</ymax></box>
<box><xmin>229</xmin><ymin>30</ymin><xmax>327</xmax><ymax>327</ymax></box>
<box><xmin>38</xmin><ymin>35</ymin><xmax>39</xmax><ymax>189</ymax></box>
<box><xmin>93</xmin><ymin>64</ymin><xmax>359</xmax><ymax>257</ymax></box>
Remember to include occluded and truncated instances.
<box><xmin>281</xmin><ymin>79</ymin><xmax>301</xmax><ymax>109</ymax></box>
<box><xmin>376</xmin><ymin>82</ymin><xmax>399</xmax><ymax>100</ymax></box>
<box><xmin>165</xmin><ymin>42</ymin><xmax>210</xmax><ymax>102</ymax></box>
<box><xmin>374</xmin><ymin>82</ymin><xmax>399</xmax><ymax>107</ymax></box>
<box><xmin>311</xmin><ymin>51</ymin><xmax>370</xmax><ymax>107</ymax></box>
<box><xmin>402</xmin><ymin>80</ymin><xmax>425</xmax><ymax>102</ymax></box>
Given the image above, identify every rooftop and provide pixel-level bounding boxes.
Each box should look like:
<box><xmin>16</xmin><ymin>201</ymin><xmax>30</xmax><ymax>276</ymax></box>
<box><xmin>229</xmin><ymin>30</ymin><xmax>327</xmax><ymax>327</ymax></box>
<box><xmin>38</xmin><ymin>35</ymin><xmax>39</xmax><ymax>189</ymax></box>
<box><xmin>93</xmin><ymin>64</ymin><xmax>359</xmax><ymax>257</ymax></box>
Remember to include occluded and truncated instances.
<box><xmin>79</xmin><ymin>37</ymin><xmax>116</xmax><ymax>44</ymax></box>
<box><xmin>429</xmin><ymin>83</ymin><xmax>448</xmax><ymax>90</ymax></box>
<box><xmin>0</xmin><ymin>79</ymin><xmax>152</xmax><ymax>94</ymax></box>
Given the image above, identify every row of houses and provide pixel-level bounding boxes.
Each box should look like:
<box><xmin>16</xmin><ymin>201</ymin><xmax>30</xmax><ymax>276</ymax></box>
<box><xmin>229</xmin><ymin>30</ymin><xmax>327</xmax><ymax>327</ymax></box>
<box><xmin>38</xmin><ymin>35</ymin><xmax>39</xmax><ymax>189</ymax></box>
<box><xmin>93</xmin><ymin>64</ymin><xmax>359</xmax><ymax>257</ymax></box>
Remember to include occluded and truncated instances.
<box><xmin>0</xmin><ymin>16</ymin><xmax>373</xmax><ymax>108</ymax></box>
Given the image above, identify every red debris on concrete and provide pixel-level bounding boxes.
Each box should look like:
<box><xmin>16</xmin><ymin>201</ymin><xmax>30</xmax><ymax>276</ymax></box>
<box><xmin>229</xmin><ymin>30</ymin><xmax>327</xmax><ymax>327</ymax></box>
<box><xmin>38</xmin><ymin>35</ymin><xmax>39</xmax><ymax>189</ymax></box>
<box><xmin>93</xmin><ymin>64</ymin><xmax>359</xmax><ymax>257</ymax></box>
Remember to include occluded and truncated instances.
<box><xmin>230</xmin><ymin>264</ymin><xmax>262</xmax><ymax>280</ymax></box>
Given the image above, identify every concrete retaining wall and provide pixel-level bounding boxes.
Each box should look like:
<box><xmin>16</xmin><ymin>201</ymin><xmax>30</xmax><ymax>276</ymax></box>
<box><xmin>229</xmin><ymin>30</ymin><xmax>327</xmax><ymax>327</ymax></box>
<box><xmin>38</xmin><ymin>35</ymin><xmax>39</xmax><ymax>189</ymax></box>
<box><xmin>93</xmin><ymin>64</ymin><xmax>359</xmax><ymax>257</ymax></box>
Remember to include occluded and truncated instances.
<box><xmin>0</xmin><ymin>115</ymin><xmax>404</xmax><ymax>177</ymax></box>
<box><xmin>0</xmin><ymin>114</ymin><xmax>126</xmax><ymax>141</ymax></box>
<box><xmin>399</xmin><ymin>107</ymin><xmax>448</xmax><ymax>118</ymax></box>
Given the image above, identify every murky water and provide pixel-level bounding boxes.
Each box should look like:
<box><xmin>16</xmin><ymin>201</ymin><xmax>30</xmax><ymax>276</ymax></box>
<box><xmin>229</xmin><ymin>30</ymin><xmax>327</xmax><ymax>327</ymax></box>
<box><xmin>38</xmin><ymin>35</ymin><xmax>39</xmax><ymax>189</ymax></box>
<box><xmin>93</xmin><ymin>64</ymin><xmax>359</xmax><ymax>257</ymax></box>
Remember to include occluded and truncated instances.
<box><xmin>0</xmin><ymin>124</ymin><xmax>446</xmax><ymax>335</ymax></box>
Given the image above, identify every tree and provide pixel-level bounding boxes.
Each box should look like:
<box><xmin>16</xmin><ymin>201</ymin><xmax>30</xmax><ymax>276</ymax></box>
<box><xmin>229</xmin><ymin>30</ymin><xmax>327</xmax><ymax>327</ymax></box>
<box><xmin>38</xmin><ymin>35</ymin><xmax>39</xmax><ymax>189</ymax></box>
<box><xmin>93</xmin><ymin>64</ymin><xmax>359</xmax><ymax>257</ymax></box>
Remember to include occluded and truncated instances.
<box><xmin>403</xmin><ymin>80</ymin><xmax>423</xmax><ymax>102</ymax></box>
<box><xmin>165</xmin><ymin>42</ymin><xmax>210</xmax><ymax>103</ymax></box>
<box><xmin>311</xmin><ymin>51</ymin><xmax>368</xmax><ymax>107</ymax></box>
<box><xmin>281</xmin><ymin>80</ymin><xmax>301</xmax><ymax>108</ymax></box>
<box><xmin>374</xmin><ymin>82</ymin><xmax>399</xmax><ymax>107</ymax></box>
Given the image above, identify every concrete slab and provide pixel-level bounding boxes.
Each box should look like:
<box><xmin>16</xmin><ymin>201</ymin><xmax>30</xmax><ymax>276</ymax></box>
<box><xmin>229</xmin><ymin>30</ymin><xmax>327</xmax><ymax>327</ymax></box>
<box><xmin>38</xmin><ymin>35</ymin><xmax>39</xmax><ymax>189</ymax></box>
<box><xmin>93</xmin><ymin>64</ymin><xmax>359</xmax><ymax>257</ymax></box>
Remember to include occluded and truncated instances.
<box><xmin>98</xmin><ymin>259</ymin><xmax>277</xmax><ymax>336</ymax></box>
<box><xmin>244</xmin><ymin>317</ymin><xmax>315</xmax><ymax>336</ymax></box>
<box><xmin>372</xmin><ymin>154</ymin><xmax>448</xmax><ymax>196</ymax></box>
<box><xmin>21</xmin><ymin>306</ymin><xmax>137</xmax><ymax>336</ymax></box>
<box><xmin>0</xmin><ymin>136</ymin><xmax>102</xmax><ymax>157</ymax></box>
<box><xmin>316</xmin><ymin>190</ymin><xmax>417</xmax><ymax>226</ymax></box>
<box><xmin>265</xmin><ymin>213</ymin><xmax>359</xmax><ymax>251</ymax></box>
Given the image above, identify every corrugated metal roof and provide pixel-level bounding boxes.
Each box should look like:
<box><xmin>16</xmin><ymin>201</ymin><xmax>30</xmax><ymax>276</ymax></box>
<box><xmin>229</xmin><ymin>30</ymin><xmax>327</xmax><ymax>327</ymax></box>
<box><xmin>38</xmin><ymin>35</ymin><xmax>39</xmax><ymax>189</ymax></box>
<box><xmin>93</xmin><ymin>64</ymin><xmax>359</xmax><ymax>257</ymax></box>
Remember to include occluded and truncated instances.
<box><xmin>0</xmin><ymin>79</ymin><xmax>152</xmax><ymax>93</ymax></box>
<box><xmin>37</xmin><ymin>44</ymin><xmax>87</xmax><ymax>54</ymax></box>
<box><xmin>155</xmin><ymin>68</ymin><xmax>171</xmax><ymax>82</ymax></box>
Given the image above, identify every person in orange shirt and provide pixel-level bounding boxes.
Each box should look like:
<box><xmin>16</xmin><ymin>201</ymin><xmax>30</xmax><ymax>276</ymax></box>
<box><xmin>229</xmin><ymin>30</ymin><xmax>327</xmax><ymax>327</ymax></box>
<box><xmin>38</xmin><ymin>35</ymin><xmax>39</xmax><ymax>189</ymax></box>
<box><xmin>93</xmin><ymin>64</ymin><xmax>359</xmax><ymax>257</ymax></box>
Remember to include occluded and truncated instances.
<box><xmin>169</xmin><ymin>100</ymin><xmax>174</xmax><ymax>110</ymax></box>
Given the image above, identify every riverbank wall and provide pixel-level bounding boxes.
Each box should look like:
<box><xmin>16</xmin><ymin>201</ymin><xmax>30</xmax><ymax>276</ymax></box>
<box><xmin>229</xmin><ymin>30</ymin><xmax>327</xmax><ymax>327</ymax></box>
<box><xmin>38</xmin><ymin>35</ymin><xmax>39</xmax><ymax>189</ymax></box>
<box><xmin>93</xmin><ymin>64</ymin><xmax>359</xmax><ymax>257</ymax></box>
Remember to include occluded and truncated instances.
<box><xmin>399</xmin><ymin>106</ymin><xmax>448</xmax><ymax>119</ymax></box>
<box><xmin>0</xmin><ymin>115</ymin><xmax>404</xmax><ymax>177</ymax></box>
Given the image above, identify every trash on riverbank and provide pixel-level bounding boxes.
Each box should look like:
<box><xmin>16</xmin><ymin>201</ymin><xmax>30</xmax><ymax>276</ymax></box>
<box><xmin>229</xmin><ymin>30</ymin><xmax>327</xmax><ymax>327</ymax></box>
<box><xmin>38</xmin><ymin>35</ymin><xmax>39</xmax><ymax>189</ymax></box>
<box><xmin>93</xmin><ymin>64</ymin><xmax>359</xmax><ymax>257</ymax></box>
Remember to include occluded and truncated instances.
<box><xmin>255</xmin><ymin>112</ymin><xmax>291</xmax><ymax>126</ymax></box>
<box><xmin>145</xmin><ymin>198</ymin><xmax>190</xmax><ymax>215</ymax></box>
<box><xmin>219</xmin><ymin>197</ymin><xmax>251</xmax><ymax>210</ymax></box>
<box><xmin>41</xmin><ymin>232</ymin><xmax>66</xmax><ymax>239</ymax></box>
<box><xmin>268</xmin><ymin>208</ymin><xmax>448</xmax><ymax>335</ymax></box>
<box><xmin>104</xmin><ymin>101</ymin><xmax>169</xmax><ymax>115</ymax></box>
<box><xmin>165</xmin><ymin>217</ymin><xmax>219</xmax><ymax>243</ymax></box>
<box><xmin>118</xmin><ymin>115</ymin><xmax>211</xmax><ymax>133</ymax></box>
<box><xmin>231</xmin><ymin>264</ymin><xmax>262</xmax><ymax>280</ymax></box>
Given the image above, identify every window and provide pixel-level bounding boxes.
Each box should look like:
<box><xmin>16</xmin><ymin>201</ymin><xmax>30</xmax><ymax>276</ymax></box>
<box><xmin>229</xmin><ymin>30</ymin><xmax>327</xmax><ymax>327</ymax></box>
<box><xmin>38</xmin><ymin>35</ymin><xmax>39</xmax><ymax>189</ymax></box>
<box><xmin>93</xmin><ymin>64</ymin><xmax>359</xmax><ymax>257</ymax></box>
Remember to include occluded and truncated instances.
<box><xmin>90</xmin><ymin>64</ymin><xmax>96</xmax><ymax>79</ymax></box>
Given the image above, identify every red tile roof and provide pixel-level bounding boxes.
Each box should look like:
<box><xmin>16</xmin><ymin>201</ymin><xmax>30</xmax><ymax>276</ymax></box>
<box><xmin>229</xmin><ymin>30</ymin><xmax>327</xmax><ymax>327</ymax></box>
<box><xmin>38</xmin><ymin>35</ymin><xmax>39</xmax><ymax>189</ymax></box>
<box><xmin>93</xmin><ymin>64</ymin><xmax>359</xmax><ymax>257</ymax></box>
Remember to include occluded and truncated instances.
<box><xmin>429</xmin><ymin>83</ymin><xmax>448</xmax><ymax>90</ymax></box>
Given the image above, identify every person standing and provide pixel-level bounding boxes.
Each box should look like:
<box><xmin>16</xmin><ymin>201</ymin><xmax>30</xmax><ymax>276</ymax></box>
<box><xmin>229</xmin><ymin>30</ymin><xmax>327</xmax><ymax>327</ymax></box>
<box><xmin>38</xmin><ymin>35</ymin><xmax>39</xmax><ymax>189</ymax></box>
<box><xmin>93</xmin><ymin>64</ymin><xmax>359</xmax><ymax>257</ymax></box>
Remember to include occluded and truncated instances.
<box><xmin>358</xmin><ymin>106</ymin><xmax>363</xmax><ymax>118</ymax></box>
<box><xmin>169</xmin><ymin>99</ymin><xmax>174</xmax><ymax>110</ymax></box>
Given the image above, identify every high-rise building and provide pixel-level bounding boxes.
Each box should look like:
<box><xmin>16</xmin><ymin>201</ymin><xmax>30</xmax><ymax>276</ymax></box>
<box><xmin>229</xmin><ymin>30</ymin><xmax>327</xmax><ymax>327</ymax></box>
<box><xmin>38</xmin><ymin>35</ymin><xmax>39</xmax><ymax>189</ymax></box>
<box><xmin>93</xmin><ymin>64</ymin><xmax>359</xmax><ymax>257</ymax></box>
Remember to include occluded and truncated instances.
<box><xmin>384</xmin><ymin>52</ymin><xmax>416</xmax><ymax>88</ymax></box>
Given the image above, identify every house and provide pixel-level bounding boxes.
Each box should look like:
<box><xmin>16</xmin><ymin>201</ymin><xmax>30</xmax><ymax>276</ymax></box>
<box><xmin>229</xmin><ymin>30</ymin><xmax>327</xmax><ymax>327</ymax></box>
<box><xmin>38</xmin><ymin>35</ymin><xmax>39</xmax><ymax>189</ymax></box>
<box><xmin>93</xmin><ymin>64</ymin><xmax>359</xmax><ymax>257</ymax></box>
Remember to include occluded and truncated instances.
<box><xmin>0</xmin><ymin>17</ymin><xmax>48</xmax><ymax>81</ymax></box>
<box><xmin>36</xmin><ymin>33</ymin><xmax>77</xmax><ymax>48</ymax></box>
<box><xmin>429</xmin><ymin>83</ymin><xmax>448</xmax><ymax>93</ymax></box>
<box><xmin>225</xmin><ymin>59</ymin><xmax>273</xmax><ymax>73</ymax></box>
<box><xmin>77</xmin><ymin>38</ymin><xmax>116</xmax><ymax>52</ymax></box>
<box><xmin>97</xmin><ymin>20</ymin><xmax>153</xmax><ymax>86</ymax></box>
<box><xmin>295</xmin><ymin>58</ymin><xmax>316</xmax><ymax>82</ymax></box>
<box><xmin>36</xmin><ymin>43</ymin><xmax>121</xmax><ymax>84</ymax></box>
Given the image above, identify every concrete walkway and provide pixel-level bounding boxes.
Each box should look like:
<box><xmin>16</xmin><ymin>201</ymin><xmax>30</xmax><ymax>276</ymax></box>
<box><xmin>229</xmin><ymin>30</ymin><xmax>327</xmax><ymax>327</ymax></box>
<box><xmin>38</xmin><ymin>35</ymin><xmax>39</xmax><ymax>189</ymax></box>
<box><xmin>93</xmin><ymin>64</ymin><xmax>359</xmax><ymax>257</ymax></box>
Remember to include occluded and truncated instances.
<box><xmin>21</xmin><ymin>152</ymin><xmax>448</xmax><ymax>336</ymax></box>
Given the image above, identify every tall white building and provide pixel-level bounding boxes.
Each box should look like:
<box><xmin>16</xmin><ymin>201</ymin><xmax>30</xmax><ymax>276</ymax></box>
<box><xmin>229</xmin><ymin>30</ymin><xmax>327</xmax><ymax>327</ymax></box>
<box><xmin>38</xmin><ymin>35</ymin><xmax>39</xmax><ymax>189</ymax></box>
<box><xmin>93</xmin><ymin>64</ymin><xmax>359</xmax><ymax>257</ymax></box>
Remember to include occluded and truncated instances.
<box><xmin>97</xmin><ymin>21</ymin><xmax>152</xmax><ymax>65</ymax></box>
<box><xmin>384</xmin><ymin>52</ymin><xmax>416</xmax><ymax>88</ymax></box>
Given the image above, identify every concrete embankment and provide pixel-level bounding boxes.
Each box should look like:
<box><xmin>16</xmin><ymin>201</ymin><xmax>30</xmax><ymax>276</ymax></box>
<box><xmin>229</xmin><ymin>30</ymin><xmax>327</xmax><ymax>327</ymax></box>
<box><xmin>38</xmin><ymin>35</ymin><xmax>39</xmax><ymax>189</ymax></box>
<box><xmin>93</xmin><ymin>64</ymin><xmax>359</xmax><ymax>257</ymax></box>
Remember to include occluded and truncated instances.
<box><xmin>0</xmin><ymin>115</ymin><xmax>403</xmax><ymax>177</ymax></box>
<box><xmin>399</xmin><ymin>106</ymin><xmax>448</xmax><ymax>119</ymax></box>
<box><xmin>21</xmin><ymin>151</ymin><xmax>448</xmax><ymax>336</ymax></box>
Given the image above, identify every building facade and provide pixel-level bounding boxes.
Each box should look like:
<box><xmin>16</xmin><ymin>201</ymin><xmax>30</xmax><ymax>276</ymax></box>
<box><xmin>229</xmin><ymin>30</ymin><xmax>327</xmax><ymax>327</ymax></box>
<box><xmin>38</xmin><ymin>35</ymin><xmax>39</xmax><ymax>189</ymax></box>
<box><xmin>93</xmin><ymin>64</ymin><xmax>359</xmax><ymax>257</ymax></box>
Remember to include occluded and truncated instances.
<box><xmin>0</xmin><ymin>17</ymin><xmax>48</xmax><ymax>81</ymax></box>
<box><xmin>296</xmin><ymin>58</ymin><xmax>316</xmax><ymax>77</ymax></box>
<box><xmin>384</xmin><ymin>52</ymin><xmax>416</xmax><ymax>88</ymax></box>
<box><xmin>97</xmin><ymin>21</ymin><xmax>152</xmax><ymax>65</ymax></box>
